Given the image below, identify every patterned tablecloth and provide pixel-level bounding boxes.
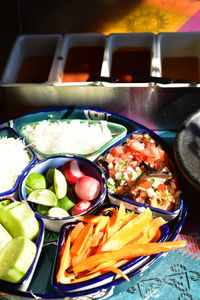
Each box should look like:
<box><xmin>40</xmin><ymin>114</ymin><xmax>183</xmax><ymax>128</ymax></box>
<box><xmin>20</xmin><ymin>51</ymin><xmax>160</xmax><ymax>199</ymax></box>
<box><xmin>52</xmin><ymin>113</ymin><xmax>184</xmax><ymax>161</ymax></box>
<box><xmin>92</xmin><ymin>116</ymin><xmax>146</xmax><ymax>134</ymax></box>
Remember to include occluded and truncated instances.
<box><xmin>100</xmin><ymin>0</ymin><xmax>200</xmax><ymax>35</ymax></box>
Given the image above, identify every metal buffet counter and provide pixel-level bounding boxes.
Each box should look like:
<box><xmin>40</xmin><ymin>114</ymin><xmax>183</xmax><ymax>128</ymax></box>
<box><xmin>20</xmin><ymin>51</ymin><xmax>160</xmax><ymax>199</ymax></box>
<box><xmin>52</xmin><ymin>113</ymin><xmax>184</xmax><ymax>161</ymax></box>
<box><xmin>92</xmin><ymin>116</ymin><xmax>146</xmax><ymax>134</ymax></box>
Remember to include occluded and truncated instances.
<box><xmin>1</xmin><ymin>32</ymin><xmax>200</xmax><ymax>132</ymax></box>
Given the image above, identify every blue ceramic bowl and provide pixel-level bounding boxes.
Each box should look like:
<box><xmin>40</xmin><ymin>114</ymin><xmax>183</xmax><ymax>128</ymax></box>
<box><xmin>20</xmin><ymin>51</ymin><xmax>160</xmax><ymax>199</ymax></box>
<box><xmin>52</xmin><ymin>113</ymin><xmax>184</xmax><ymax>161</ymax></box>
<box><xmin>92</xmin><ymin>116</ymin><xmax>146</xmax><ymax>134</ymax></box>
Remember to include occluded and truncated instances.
<box><xmin>52</xmin><ymin>204</ymin><xmax>169</xmax><ymax>293</ymax></box>
<box><xmin>98</xmin><ymin>129</ymin><xmax>183</xmax><ymax>221</ymax></box>
<box><xmin>0</xmin><ymin>127</ymin><xmax>37</xmax><ymax>198</ymax></box>
<box><xmin>19</xmin><ymin>155</ymin><xmax>107</xmax><ymax>232</ymax></box>
<box><xmin>0</xmin><ymin>196</ymin><xmax>44</xmax><ymax>291</ymax></box>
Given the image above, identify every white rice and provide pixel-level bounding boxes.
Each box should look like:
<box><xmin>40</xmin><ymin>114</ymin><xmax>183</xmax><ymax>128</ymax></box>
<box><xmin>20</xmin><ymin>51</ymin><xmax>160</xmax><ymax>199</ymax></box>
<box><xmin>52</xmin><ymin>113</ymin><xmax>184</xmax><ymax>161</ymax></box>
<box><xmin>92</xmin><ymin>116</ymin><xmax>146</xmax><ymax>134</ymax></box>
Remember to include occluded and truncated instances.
<box><xmin>22</xmin><ymin>120</ymin><xmax>113</xmax><ymax>155</ymax></box>
<box><xmin>0</xmin><ymin>137</ymin><xmax>31</xmax><ymax>193</ymax></box>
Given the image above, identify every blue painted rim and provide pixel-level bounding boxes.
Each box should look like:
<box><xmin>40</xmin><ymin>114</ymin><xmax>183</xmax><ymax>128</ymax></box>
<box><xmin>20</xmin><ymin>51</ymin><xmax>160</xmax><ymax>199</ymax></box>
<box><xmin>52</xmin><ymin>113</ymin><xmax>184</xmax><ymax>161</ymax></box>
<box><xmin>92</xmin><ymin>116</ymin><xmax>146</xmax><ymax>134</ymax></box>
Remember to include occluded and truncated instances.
<box><xmin>100</xmin><ymin>128</ymin><xmax>183</xmax><ymax>216</ymax></box>
<box><xmin>52</xmin><ymin>220</ymin><xmax>169</xmax><ymax>291</ymax></box>
<box><xmin>18</xmin><ymin>154</ymin><xmax>107</xmax><ymax>221</ymax></box>
<box><xmin>0</xmin><ymin>204</ymin><xmax>188</xmax><ymax>299</ymax></box>
<box><xmin>0</xmin><ymin>107</ymin><xmax>188</xmax><ymax>299</ymax></box>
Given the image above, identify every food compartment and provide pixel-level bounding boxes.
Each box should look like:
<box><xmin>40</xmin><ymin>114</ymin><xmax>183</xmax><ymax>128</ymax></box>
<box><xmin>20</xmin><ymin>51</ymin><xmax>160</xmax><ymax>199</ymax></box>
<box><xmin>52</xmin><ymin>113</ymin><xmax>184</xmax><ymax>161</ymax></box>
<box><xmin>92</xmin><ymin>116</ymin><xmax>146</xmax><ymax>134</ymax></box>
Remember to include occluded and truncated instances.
<box><xmin>18</xmin><ymin>119</ymin><xmax>127</xmax><ymax>160</ymax></box>
<box><xmin>157</xmin><ymin>32</ymin><xmax>200</xmax><ymax>87</ymax></box>
<box><xmin>100</xmin><ymin>33</ymin><xmax>156</xmax><ymax>86</ymax></box>
<box><xmin>98</xmin><ymin>129</ymin><xmax>183</xmax><ymax>221</ymax></box>
<box><xmin>19</xmin><ymin>155</ymin><xmax>107</xmax><ymax>232</ymax></box>
<box><xmin>52</xmin><ymin>203</ymin><xmax>170</xmax><ymax>292</ymax></box>
<box><xmin>0</xmin><ymin>197</ymin><xmax>44</xmax><ymax>291</ymax></box>
<box><xmin>53</xmin><ymin>33</ymin><xmax>106</xmax><ymax>86</ymax></box>
<box><xmin>1</xmin><ymin>34</ymin><xmax>62</xmax><ymax>85</ymax></box>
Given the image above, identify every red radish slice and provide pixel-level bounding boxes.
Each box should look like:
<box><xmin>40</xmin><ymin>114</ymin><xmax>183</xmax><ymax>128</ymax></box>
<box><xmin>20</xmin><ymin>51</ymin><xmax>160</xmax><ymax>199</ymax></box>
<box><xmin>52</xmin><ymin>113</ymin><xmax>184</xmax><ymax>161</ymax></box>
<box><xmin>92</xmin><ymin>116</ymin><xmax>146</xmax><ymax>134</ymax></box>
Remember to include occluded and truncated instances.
<box><xmin>61</xmin><ymin>160</ymin><xmax>85</xmax><ymax>186</ymax></box>
<box><xmin>75</xmin><ymin>176</ymin><xmax>100</xmax><ymax>201</ymax></box>
<box><xmin>71</xmin><ymin>200</ymin><xmax>92</xmax><ymax>215</ymax></box>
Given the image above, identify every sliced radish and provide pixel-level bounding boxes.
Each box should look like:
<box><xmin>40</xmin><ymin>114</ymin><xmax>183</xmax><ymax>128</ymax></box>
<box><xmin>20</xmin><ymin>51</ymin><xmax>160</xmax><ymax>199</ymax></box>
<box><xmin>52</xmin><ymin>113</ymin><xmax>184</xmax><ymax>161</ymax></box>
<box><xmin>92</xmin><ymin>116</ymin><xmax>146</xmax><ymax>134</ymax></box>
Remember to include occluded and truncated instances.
<box><xmin>71</xmin><ymin>200</ymin><xmax>92</xmax><ymax>215</ymax></box>
<box><xmin>61</xmin><ymin>159</ymin><xmax>85</xmax><ymax>186</ymax></box>
<box><xmin>75</xmin><ymin>176</ymin><xmax>100</xmax><ymax>201</ymax></box>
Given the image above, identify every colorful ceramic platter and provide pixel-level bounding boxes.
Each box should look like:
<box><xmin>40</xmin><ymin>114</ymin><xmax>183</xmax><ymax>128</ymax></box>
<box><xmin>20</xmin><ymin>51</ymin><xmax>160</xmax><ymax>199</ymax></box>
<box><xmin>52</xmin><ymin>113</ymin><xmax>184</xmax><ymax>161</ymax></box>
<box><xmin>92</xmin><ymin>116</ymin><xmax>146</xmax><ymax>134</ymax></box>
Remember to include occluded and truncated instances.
<box><xmin>0</xmin><ymin>107</ymin><xmax>188</xmax><ymax>300</ymax></box>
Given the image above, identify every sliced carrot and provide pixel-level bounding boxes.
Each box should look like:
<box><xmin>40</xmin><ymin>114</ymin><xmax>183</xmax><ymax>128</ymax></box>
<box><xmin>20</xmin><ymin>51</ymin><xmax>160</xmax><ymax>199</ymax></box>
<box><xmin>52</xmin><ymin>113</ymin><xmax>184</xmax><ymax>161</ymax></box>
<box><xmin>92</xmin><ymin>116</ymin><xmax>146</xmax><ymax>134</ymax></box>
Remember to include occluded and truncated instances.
<box><xmin>73</xmin><ymin>240</ymin><xmax>186</xmax><ymax>274</ymax></box>
<box><xmin>100</xmin><ymin>222</ymin><xmax>110</xmax><ymax>245</ymax></box>
<box><xmin>56</xmin><ymin>235</ymin><xmax>71</xmax><ymax>283</ymax></box>
<box><xmin>101</xmin><ymin>266</ymin><xmax>130</xmax><ymax>282</ymax></box>
<box><xmin>72</xmin><ymin>232</ymin><xmax>93</xmax><ymax>267</ymax></box>
<box><xmin>107</xmin><ymin>208</ymin><xmax>118</xmax><ymax>228</ymax></box>
<box><xmin>114</xmin><ymin>259</ymin><xmax>130</xmax><ymax>268</ymax></box>
<box><xmin>90</xmin><ymin>260</ymin><xmax>117</xmax><ymax>273</ymax></box>
<box><xmin>101</xmin><ymin>208</ymin><xmax>152</xmax><ymax>251</ymax></box>
<box><xmin>89</xmin><ymin>260</ymin><xmax>130</xmax><ymax>281</ymax></box>
<box><xmin>71</xmin><ymin>222</ymin><xmax>93</xmax><ymax>256</ymax></box>
<box><xmin>131</xmin><ymin>217</ymin><xmax>166</xmax><ymax>244</ymax></box>
<box><xmin>77</xmin><ymin>215</ymin><xmax>108</xmax><ymax>225</ymax></box>
<box><xmin>56</xmin><ymin>204</ymin><xmax>186</xmax><ymax>285</ymax></box>
<box><xmin>58</xmin><ymin>273</ymin><xmax>76</xmax><ymax>284</ymax></box>
<box><xmin>114</xmin><ymin>202</ymin><xmax>126</xmax><ymax>226</ymax></box>
<box><xmin>69</xmin><ymin>271</ymin><xmax>103</xmax><ymax>283</ymax></box>
<box><xmin>147</xmin><ymin>217</ymin><xmax>166</xmax><ymax>242</ymax></box>
<box><xmin>151</xmin><ymin>229</ymin><xmax>161</xmax><ymax>243</ymax></box>
<box><xmin>93</xmin><ymin>216</ymin><xmax>109</xmax><ymax>236</ymax></box>
<box><xmin>107</xmin><ymin>205</ymin><xmax>135</xmax><ymax>239</ymax></box>
<box><xmin>91</xmin><ymin>231</ymin><xmax>104</xmax><ymax>247</ymax></box>
<box><xmin>69</xmin><ymin>222</ymin><xmax>85</xmax><ymax>244</ymax></box>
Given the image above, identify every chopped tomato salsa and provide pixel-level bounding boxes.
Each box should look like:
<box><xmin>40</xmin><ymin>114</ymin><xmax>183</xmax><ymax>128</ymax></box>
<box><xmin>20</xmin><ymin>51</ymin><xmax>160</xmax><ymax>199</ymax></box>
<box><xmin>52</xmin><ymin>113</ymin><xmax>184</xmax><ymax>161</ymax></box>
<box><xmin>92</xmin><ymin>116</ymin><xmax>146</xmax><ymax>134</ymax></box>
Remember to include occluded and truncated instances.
<box><xmin>105</xmin><ymin>133</ymin><xmax>181</xmax><ymax>211</ymax></box>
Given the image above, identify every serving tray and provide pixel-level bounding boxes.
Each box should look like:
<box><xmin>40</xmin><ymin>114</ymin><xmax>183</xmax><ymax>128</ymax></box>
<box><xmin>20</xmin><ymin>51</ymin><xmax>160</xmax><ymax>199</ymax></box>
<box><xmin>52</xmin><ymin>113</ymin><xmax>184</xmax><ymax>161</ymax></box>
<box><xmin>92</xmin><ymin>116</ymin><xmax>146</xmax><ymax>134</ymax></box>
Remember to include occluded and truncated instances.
<box><xmin>0</xmin><ymin>107</ymin><xmax>187</xmax><ymax>300</ymax></box>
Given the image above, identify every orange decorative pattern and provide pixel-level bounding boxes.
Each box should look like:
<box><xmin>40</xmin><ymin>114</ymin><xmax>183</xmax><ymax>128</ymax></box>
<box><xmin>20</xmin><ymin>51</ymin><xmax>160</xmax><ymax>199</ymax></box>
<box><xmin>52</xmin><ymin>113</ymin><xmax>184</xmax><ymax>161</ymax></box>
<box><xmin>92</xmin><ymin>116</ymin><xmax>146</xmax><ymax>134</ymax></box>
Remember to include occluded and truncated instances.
<box><xmin>101</xmin><ymin>0</ymin><xmax>200</xmax><ymax>34</ymax></box>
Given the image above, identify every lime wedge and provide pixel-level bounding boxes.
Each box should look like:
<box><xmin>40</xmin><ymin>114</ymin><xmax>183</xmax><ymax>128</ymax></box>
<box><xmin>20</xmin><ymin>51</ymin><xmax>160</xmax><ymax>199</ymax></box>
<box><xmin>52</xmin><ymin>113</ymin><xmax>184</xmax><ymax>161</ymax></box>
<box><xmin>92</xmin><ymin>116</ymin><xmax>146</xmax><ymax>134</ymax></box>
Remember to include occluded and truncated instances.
<box><xmin>46</xmin><ymin>168</ymin><xmax>56</xmax><ymax>186</ymax></box>
<box><xmin>48</xmin><ymin>185</ymin><xmax>55</xmax><ymax>193</ymax></box>
<box><xmin>26</xmin><ymin>172</ymin><xmax>46</xmax><ymax>190</ymax></box>
<box><xmin>48</xmin><ymin>207</ymin><xmax>70</xmax><ymax>218</ymax></box>
<box><xmin>36</xmin><ymin>204</ymin><xmax>49</xmax><ymax>215</ymax></box>
<box><xmin>27</xmin><ymin>189</ymin><xmax>58</xmax><ymax>207</ymax></box>
<box><xmin>59</xmin><ymin>196</ymin><xmax>75</xmax><ymax>211</ymax></box>
<box><xmin>26</xmin><ymin>185</ymin><xmax>33</xmax><ymax>196</ymax></box>
<box><xmin>54</xmin><ymin>169</ymin><xmax>67</xmax><ymax>199</ymax></box>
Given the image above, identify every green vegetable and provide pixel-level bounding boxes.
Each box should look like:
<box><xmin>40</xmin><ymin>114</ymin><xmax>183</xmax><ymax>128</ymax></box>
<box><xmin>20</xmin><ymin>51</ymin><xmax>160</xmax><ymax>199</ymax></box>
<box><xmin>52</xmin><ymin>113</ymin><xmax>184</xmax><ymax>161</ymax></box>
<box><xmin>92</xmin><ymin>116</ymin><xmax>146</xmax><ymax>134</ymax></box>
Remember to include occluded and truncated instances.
<box><xmin>0</xmin><ymin>236</ymin><xmax>36</xmax><ymax>283</ymax></box>
<box><xmin>0</xmin><ymin>201</ymin><xmax>39</xmax><ymax>241</ymax></box>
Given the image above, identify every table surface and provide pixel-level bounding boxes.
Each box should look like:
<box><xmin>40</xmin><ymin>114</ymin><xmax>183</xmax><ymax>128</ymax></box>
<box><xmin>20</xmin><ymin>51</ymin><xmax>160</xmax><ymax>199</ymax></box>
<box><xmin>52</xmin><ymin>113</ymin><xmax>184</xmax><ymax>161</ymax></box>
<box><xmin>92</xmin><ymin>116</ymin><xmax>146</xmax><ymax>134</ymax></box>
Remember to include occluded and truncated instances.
<box><xmin>1</xmin><ymin>1</ymin><xmax>200</xmax><ymax>299</ymax></box>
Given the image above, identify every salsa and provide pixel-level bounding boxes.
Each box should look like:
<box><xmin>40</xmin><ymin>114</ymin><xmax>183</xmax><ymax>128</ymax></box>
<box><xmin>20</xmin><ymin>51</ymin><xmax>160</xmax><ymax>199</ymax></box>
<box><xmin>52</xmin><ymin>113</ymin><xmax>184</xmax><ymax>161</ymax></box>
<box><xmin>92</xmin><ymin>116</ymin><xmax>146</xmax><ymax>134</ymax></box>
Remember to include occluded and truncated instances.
<box><xmin>104</xmin><ymin>133</ymin><xmax>181</xmax><ymax>211</ymax></box>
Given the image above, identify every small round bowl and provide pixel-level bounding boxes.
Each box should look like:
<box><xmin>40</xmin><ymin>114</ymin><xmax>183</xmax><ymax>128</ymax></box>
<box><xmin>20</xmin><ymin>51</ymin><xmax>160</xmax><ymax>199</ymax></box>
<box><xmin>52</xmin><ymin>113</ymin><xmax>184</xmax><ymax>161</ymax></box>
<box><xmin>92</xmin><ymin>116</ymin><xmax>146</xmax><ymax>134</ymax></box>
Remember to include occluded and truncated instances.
<box><xmin>19</xmin><ymin>155</ymin><xmax>107</xmax><ymax>232</ymax></box>
<box><xmin>0</xmin><ymin>127</ymin><xmax>37</xmax><ymax>198</ymax></box>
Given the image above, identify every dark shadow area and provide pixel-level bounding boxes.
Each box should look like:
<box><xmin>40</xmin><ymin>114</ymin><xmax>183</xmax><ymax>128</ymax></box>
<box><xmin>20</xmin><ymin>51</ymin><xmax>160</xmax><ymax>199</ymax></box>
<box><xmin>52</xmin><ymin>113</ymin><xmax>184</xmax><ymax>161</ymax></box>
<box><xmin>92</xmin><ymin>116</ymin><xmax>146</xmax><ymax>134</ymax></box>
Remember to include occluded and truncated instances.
<box><xmin>187</xmin><ymin>121</ymin><xmax>200</xmax><ymax>158</ymax></box>
<box><xmin>175</xmin><ymin>113</ymin><xmax>200</xmax><ymax>190</ymax></box>
<box><xmin>19</xmin><ymin>0</ymin><xmax>144</xmax><ymax>34</ymax></box>
<box><xmin>0</xmin><ymin>1</ymin><xmax>20</xmax><ymax>77</ymax></box>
